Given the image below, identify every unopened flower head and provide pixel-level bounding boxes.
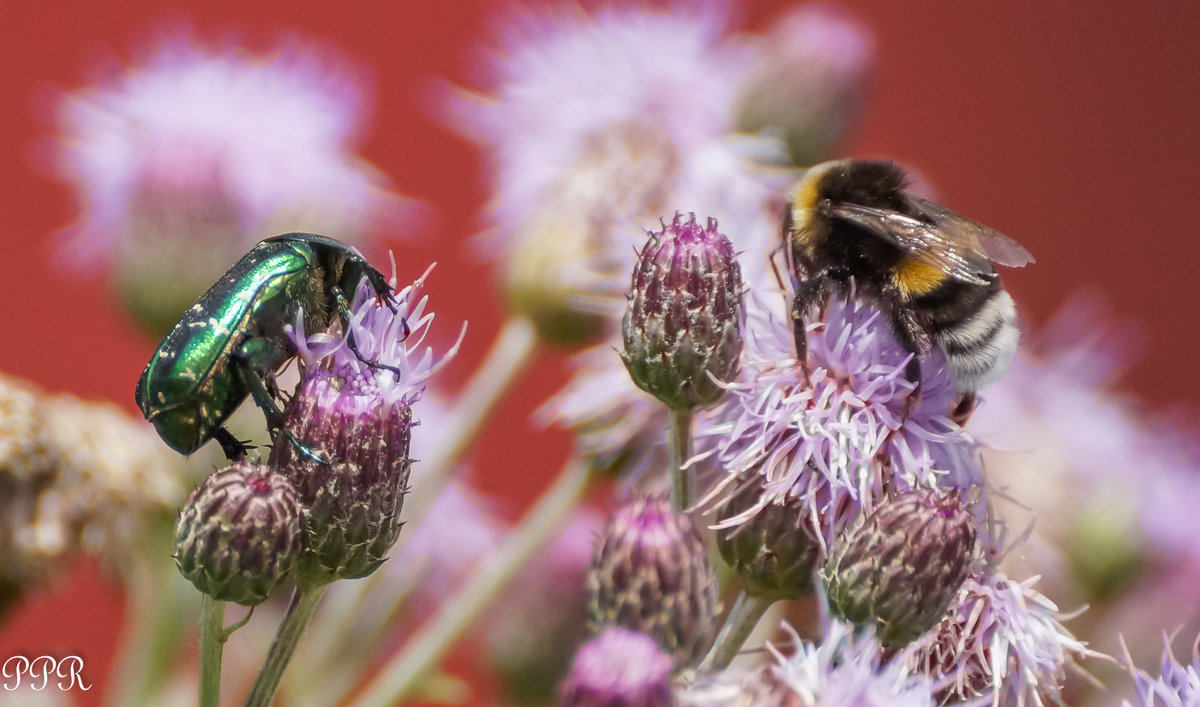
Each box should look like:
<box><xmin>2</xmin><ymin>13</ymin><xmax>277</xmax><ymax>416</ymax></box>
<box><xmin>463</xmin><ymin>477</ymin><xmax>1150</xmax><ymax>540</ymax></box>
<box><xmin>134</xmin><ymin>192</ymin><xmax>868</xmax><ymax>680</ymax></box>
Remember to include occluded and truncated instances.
<box><xmin>1122</xmin><ymin>634</ymin><xmax>1200</xmax><ymax>707</ymax></box>
<box><xmin>715</xmin><ymin>474</ymin><xmax>823</xmax><ymax>601</ymax></box>
<box><xmin>272</xmin><ymin>267</ymin><xmax>463</xmax><ymax>583</ymax></box>
<box><xmin>561</xmin><ymin>627</ymin><xmax>673</xmax><ymax>707</ymax></box>
<box><xmin>826</xmin><ymin>489</ymin><xmax>978</xmax><ymax>648</ymax></box>
<box><xmin>55</xmin><ymin>33</ymin><xmax>401</xmax><ymax>332</ymax></box>
<box><xmin>906</xmin><ymin>569</ymin><xmax>1097</xmax><ymax>706</ymax></box>
<box><xmin>736</xmin><ymin>4</ymin><xmax>875</xmax><ymax>167</ymax></box>
<box><xmin>588</xmin><ymin>496</ymin><xmax>719</xmax><ymax>666</ymax></box>
<box><xmin>174</xmin><ymin>462</ymin><xmax>302</xmax><ymax>605</ymax></box>
<box><xmin>706</xmin><ymin>295</ymin><xmax>981</xmax><ymax>546</ymax></box>
<box><xmin>622</xmin><ymin>213</ymin><xmax>744</xmax><ymax>411</ymax></box>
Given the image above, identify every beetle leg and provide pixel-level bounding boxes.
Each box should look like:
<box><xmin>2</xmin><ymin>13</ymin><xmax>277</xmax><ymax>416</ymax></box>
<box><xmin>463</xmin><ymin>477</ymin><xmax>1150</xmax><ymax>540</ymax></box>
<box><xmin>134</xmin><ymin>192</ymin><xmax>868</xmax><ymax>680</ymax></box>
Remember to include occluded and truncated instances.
<box><xmin>331</xmin><ymin>285</ymin><xmax>410</xmax><ymax>378</ymax></box>
<box><xmin>212</xmin><ymin>427</ymin><xmax>254</xmax><ymax>461</ymax></box>
<box><xmin>231</xmin><ymin>355</ymin><xmax>328</xmax><ymax>465</ymax></box>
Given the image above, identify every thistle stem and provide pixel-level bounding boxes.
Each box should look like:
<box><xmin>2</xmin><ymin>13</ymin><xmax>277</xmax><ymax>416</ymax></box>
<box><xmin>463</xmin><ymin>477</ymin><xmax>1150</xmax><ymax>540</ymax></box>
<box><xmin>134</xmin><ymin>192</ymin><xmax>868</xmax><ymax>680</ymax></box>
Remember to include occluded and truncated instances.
<box><xmin>244</xmin><ymin>583</ymin><xmax>327</xmax><ymax>707</ymax></box>
<box><xmin>667</xmin><ymin>408</ymin><xmax>694</xmax><ymax>512</ymax></box>
<box><xmin>106</xmin><ymin>555</ymin><xmax>187</xmax><ymax>707</ymax></box>
<box><xmin>198</xmin><ymin>595</ymin><xmax>226</xmax><ymax>707</ymax></box>
<box><xmin>347</xmin><ymin>458</ymin><xmax>591</xmax><ymax>707</ymax></box>
<box><xmin>699</xmin><ymin>591</ymin><xmax>774</xmax><ymax>672</ymax></box>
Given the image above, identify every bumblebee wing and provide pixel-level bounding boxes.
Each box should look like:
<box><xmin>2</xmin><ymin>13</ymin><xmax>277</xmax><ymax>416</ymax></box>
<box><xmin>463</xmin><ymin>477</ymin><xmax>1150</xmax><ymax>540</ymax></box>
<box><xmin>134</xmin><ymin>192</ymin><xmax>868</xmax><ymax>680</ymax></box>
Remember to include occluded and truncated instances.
<box><xmin>829</xmin><ymin>202</ymin><xmax>994</xmax><ymax>285</ymax></box>
<box><xmin>907</xmin><ymin>195</ymin><xmax>1036</xmax><ymax>268</ymax></box>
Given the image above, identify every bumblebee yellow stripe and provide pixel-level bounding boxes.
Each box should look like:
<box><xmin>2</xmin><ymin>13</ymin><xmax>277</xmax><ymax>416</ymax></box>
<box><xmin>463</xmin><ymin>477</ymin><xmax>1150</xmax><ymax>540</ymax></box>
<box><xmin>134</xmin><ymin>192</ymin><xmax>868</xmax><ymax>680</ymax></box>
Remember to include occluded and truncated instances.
<box><xmin>893</xmin><ymin>257</ymin><xmax>944</xmax><ymax>297</ymax></box>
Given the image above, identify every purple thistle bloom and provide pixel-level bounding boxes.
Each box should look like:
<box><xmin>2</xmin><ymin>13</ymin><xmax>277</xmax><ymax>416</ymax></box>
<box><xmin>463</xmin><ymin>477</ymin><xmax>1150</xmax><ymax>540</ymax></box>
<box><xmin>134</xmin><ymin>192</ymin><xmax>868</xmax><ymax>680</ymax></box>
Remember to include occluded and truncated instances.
<box><xmin>704</xmin><ymin>294</ymin><xmax>981</xmax><ymax>546</ymax></box>
<box><xmin>561</xmin><ymin>627</ymin><xmax>674</xmax><ymax>707</ymax></box>
<box><xmin>56</xmin><ymin>34</ymin><xmax>394</xmax><ymax>262</ymax></box>
<box><xmin>288</xmin><ymin>265</ymin><xmax>464</xmax><ymax>407</ymax></box>
<box><xmin>906</xmin><ymin>569</ymin><xmax>1098</xmax><ymax>706</ymax></box>
<box><xmin>1123</xmin><ymin>635</ymin><xmax>1200</xmax><ymax>707</ymax></box>
<box><xmin>274</xmin><ymin>266</ymin><xmax>463</xmax><ymax>582</ymax></box>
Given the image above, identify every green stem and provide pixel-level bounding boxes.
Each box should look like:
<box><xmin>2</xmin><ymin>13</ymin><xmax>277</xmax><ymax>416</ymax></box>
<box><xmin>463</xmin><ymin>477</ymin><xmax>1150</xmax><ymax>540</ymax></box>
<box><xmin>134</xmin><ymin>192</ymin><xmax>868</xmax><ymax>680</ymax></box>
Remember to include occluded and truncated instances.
<box><xmin>199</xmin><ymin>595</ymin><xmax>226</xmax><ymax>707</ymax></box>
<box><xmin>105</xmin><ymin>557</ymin><xmax>187</xmax><ymax>707</ymax></box>
<box><xmin>290</xmin><ymin>316</ymin><xmax>540</xmax><ymax>693</ymax></box>
<box><xmin>244</xmin><ymin>583</ymin><xmax>327</xmax><ymax>707</ymax></box>
<box><xmin>347</xmin><ymin>458</ymin><xmax>591</xmax><ymax>707</ymax></box>
<box><xmin>667</xmin><ymin>408</ymin><xmax>694</xmax><ymax>512</ymax></box>
<box><xmin>699</xmin><ymin>591</ymin><xmax>774</xmax><ymax>672</ymax></box>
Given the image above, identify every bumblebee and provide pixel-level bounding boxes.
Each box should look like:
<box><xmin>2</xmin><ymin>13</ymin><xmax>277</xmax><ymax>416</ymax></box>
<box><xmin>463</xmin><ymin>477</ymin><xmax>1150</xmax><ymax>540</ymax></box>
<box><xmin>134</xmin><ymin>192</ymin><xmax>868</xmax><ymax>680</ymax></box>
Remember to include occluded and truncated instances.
<box><xmin>783</xmin><ymin>159</ymin><xmax>1034</xmax><ymax>413</ymax></box>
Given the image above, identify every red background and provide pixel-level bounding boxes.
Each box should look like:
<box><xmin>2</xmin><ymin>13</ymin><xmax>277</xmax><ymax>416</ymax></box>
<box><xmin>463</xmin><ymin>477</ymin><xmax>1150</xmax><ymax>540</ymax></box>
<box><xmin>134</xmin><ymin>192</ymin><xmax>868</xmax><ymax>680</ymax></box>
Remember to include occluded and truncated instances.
<box><xmin>1</xmin><ymin>1</ymin><xmax>1198</xmax><ymax>704</ymax></box>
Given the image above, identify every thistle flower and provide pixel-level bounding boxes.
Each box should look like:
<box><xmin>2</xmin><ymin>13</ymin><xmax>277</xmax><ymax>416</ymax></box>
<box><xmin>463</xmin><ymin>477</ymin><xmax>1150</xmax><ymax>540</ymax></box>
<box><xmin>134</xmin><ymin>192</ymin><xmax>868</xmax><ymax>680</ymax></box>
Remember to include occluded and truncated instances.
<box><xmin>1122</xmin><ymin>635</ymin><xmax>1200</xmax><ymax>707</ymax></box>
<box><xmin>622</xmin><ymin>213</ymin><xmax>744</xmax><ymax>412</ymax></box>
<box><xmin>735</xmin><ymin>4</ymin><xmax>875</xmax><ymax>167</ymax></box>
<box><xmin>588</xmin><ymin>496</ymin><xmax>719</xmax><ymax>665</ymax></box>
<box><xmin>0</xmin><ymin>373</ymin><xmax>185</xmax><ymax>614</ymax></box>
<box><xmin>272</xmin><ymin>268</ymin><xmax>462</xmax><ymax>584</ymax></box>
<box><xmin>451</xmin><ymin>4</ymin><xmax>791</xmax><ymax>345</ymax></box>
<box><xmin>679</xmin><ymin>621</ymin><xmax>935</xmax><ymax>706</ymax></box>
<box><xmin>561</xmin><ymin>627</ymin><xmax>673</xmax><ymax>707</ymax></box>
<box><xmin>906</xmin><ymin>569</ymin><xmax>1098</xmax><ymax>706</ymax></box>
<box><xmin>174</xmin><ymin>462</ymin><xmax>302</xmax><ymax>605</ymax></box>
<box><xmin>826</xmin><ymin>489</ymin><xmax>977</xmax><ymax>648</ymax></box>
<box><xmin>54</xmin><ymin>33</ymin><xmax>401</xmax><ymax>332</ymax></box>
<box><xmin>706</xmin><ymin>295</ymin><xmax>981</xmax><ymax>547</ymax></box>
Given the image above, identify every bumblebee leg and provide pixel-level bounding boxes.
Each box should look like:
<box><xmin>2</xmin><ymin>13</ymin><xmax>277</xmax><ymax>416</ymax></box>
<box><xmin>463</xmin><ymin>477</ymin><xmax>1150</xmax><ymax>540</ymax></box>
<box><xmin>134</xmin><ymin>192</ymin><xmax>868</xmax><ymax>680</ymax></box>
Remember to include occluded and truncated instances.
<box><xmin>212</xmin><ymin>427</ymin><xmax>254</xmax><ymax>461</ymax></box>
<box><xmin>791</xmin><ymin>275</ymin><xmax>827</xmax><ymax>367</ymax></box>
<box><xmin>879</xmin><ymin>286</ymin><xmax>932</xmax><ymax>416</ymax></box>
<box><xmin>331</xmin><ymin>285</ymin><xmax>410</xmax><ymax>378</ymax></box>
<box><xmin>230</xmin><ymin>350</ymin><xmax>327</xmax><ymax>465</ymax></box>
<box><xmin>949</xmin><ymin>392</ymin><xmax>977</xmax><ymax>427</ymax></box>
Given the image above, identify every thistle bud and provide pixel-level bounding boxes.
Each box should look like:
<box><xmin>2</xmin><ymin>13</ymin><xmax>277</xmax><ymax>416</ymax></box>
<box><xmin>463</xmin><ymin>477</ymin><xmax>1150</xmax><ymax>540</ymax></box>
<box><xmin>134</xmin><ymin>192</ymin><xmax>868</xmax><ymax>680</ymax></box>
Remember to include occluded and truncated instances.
<box><xmin>270</xmin><ymin>372</ymin><xmax>413</xmax><ymax>584</ymax></box>
<box><xmin>826</xmin><ymin>490</ymin><xmax>976</xmax><ymax>648</ymax></box>
<box><xmin>588</xmin><ymin>496</ymin><xmax>719</xmax><ymax>666</ymax></box>
<box><xmin>173</xmin><ymin>462</ymin><xmax>301</xmax><ymax>605</ymax></box>
<box><xmin>715</xmin><ymin>481</ymin><xmax>823</xmax><ymax>601</ymax></box>
<box><xmin>621</xmin><ymin>213</ymin><xmax>743</xmax><ymax>411</ymax></box>
<box><xmin>560</xmin><ymin>628</ymin><xmax>673</xmax><ymax>707</ymax></box>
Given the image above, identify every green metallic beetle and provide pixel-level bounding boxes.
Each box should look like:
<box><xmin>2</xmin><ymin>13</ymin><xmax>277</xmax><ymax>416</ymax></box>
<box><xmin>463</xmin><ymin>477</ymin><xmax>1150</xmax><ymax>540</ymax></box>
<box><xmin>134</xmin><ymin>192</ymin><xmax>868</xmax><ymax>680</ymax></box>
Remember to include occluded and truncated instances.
<box><xmin>135</xmin><ymin>233</ymin><xmax>403</xmax><ymax>461</ymax></box>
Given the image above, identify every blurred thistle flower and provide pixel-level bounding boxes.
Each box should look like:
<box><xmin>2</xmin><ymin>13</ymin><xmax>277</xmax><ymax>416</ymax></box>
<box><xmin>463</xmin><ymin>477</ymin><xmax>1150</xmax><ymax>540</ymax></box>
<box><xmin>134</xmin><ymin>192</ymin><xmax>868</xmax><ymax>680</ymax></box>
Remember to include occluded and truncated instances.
<box><xmin>771</xmin><ymin>621</ymin><xmax>936</xmax><ymax>707</ymax></box>
<box><xmin>390</xmin><ymin>479</ymin><xmax>504</xmax><ymax>609</ymax></box>
<box><xmin>174</xmin><ymin>462</ymin><xmax>302</xmax><ymax>606</ymax></box>
<box><xmin>705</xmin><ymin>296</ymin><xmax>981</xmax><ymax>546</ymax></box>
<box><xmin>486</xmin><ymin>510</ymin><xmax>601</xmax><ymax>706</ymax></box>
<box><xmin>53</xmin><ymin>33</ymin><xmax>404</xmax><ymax>333</ymax></box>
<box><xmin>825</xmin><ymin>489</ymin><xmax>977</xmax><ymax>649</ymax></box>
<box><xmin>450</xmin><ymin>4</ymin><xmax>792</xmax><ymax>345</ymax></box>
<box><xmin>735</xmin><ymin>4</ymin><xmax>875</xmax><ymax>168</ymax></box>
<box><xmin>622</xmin><ymin>213</ymin><xmax>744</xmax><ymax>412</ymax></box>
<box><xmin>560</xmin><ymin>627</ymin><xmax>673</xmax><ymax>707</ymax></box>
<box><xmin>541</xmin><ymin>347</ymin><xmax>670</xmax><ymax>480</ymax></box>
<box><xmin>271</xmin><ymin>267</ymin><xmax>462</xmax><ymax>584</ymax></box>
<box><xmin>588</xmin><ymin>495</ymin><xmax>720</xmax><ymax>666</ymax></box>
<box><xmin>681</xmin><ymin>621</ymin><xmax>935</xmax><ymax>706</ymax></box>
<box><xmin>1122</xmin><ymin>634</ymin><xmax>1200</xmax><ymax>707</ymax></box>
<box><xmin>906</xmin><ymin>569</ymin><xmax>1099</xmax><ymax>706</ymax></box>
<box><xmin>0</xmin><ymin>372</ymin><xmax>185</xmax><ymax>615</ymax></box>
